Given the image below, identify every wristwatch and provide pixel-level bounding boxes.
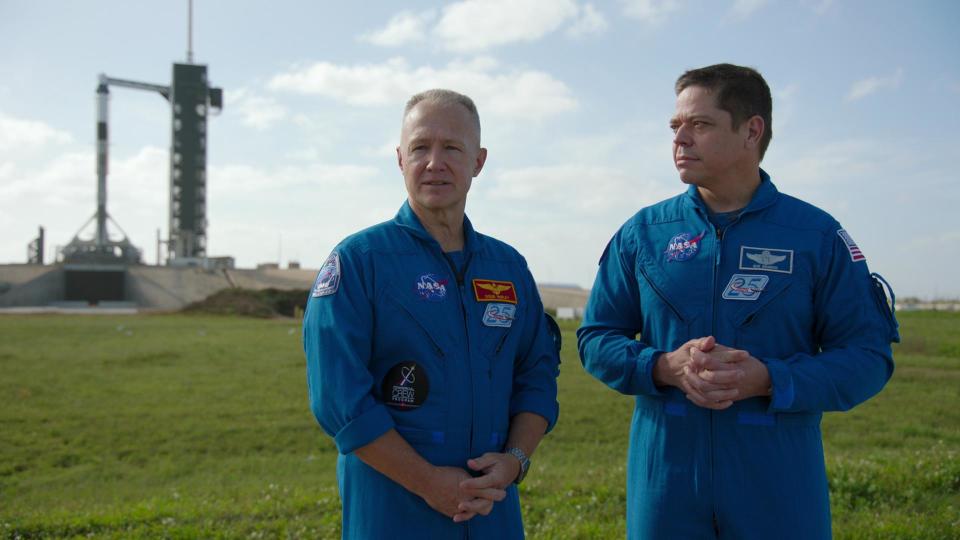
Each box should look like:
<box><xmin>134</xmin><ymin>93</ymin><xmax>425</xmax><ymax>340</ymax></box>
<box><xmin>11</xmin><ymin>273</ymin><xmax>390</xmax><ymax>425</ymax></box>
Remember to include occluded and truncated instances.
<box><xmin>505</xmin><ymin>447</ymin><xmax>531</xmax><ymax>484</ymax></box>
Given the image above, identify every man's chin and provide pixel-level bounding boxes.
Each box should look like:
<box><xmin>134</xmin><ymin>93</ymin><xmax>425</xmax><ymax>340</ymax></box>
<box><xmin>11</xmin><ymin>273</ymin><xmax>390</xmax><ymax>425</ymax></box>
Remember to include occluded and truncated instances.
<box><xmin>677</xmin><ymin>172</ymin><xmax>700</xmax><ymax>186</ymax></box>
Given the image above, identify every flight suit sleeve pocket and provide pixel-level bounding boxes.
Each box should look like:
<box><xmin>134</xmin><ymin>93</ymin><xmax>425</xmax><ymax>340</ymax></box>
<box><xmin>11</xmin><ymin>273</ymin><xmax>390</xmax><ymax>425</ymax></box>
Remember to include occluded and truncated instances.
<box><xmin>869</xmin><ymin>272</ymin><xmax>901</xmax><ymax>343</ymax></box>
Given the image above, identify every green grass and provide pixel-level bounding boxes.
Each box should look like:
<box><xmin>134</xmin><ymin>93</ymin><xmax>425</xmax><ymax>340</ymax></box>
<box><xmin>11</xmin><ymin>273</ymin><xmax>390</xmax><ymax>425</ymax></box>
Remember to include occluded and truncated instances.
<box><xmin>1</xmin><ymin>312</ymin><xmax>958</xmax><ymax>538</ymax></box>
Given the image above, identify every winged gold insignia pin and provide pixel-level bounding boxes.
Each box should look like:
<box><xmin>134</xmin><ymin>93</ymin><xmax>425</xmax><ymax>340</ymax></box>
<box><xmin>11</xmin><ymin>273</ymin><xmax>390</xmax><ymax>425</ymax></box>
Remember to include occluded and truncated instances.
<box><xmin>477</xmin><ymin>282</ymin><xmax>512</xmax><ymax>295</ymax></box>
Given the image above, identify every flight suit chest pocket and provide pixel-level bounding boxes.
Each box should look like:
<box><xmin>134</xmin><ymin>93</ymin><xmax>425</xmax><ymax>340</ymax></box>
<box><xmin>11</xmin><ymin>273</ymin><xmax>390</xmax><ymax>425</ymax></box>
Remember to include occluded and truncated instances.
<box><xmin>635</xmin><ymin>256</ymin><xmax>691</xmax><ymax>323</ymax></box>
<box><xmin>478</xmin><ymin>303</ymin><xmax>521</xmax><ymax>359</ymax></box>
<box><xmin>635</xmin><ymin>255</ymin><xmax>697</xmax><ymax>348</ymax></box>
<box><xmin>731</xmin><ymin>279</ymin><xmax>801</xmax><ymax>357</ymax></box>
<box><xmin>732</xmin><ymin>279</ymin><xmax>793</xmax><ymax>328</ymax></box>
<box><xmin>375</xmin><ymin>291</ymin><xmax>449</xmax><ymax>436</ymax></box>
<box><xmin>379</xmin><ymin>291</ymin><xmax>446</xmax><ymax>359</ymax></box>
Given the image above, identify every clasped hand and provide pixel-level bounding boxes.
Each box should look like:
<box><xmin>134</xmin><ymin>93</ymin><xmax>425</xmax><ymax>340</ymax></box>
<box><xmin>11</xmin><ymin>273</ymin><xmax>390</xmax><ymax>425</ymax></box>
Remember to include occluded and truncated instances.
<box><xmin>656</xmin><ymin>336</ymin><xmax>771</xmax><ymax>410</ymax></box>
<box><xmin>423</xmin><ymin>452</ymin><xmax>520</xmax><ymax>523</ymax></box>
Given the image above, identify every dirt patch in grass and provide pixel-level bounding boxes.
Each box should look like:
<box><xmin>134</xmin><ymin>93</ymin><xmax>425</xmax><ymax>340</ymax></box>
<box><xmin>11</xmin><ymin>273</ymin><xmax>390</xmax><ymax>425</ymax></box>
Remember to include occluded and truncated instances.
<box><xmin>182</xmin><ymin>288</ymin><xmax>309</xmax><ymax>318</ymax></box>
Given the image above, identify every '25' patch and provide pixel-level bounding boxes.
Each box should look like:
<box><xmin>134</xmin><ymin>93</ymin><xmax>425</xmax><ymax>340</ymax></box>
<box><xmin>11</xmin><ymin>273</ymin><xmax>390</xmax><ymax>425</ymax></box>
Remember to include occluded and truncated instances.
<box><xmin>483</xmin><ymin>303</ymin><xmax>515</xmax><ymax>327</ymax></box>
<box><xmin>722</xmin><ymin>274</ymin><xmax>769</xmax><ymax>301</ymax></box>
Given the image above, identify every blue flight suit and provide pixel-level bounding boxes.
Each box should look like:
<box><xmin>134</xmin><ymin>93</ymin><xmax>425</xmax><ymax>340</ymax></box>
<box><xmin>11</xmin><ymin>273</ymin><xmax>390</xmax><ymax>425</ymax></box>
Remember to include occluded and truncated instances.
<box><xmin>304</xmin><ymin>201</ymin><xmax>560</xmax><ymax>539</ymax></box>
<box><xmin>577</xmin><ymin>171</ymin><xmax>899</xmax><ymax>539</ymax></box>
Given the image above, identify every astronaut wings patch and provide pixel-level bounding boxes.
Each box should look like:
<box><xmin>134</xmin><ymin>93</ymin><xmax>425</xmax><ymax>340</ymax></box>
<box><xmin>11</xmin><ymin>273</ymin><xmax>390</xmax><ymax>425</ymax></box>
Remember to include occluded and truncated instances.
<box><xmin>312</xmin><ymin>252</ymin><xmax>341</xmax><ymax>297</ymax></box>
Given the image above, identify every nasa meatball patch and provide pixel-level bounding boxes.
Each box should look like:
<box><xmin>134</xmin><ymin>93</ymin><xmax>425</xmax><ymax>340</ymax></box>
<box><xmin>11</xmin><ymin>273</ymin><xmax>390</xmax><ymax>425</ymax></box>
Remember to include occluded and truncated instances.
<box><xmin>415</xmin><ymin>273</ymin><xmax>449</xmax><ymax>302</ymax></box>
<box><xmin>311</xmin><ymin>252</ymin><xmax>341</xmax><ymax>297</ymax></box>
<box><xmin>664</xmin><ymin>231</ymin><xmax>706</xmax><ymax>262</ymax></box>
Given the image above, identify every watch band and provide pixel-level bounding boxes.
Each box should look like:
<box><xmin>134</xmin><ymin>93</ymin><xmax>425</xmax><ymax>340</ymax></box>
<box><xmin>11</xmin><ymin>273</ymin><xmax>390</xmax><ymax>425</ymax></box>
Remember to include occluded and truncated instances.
<box><xmin>505</xmin><ymin>447</ymin><xmax>530</xmax><ymax>484</ymax></box>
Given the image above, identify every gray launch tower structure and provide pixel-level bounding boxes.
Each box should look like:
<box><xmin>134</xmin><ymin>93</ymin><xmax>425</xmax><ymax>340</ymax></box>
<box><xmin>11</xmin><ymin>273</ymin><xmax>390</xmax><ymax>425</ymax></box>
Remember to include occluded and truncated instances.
<box><xmin>60</xmin><ymin>64</ymin><xmax>222</xmax><ymax>265</ymax></box>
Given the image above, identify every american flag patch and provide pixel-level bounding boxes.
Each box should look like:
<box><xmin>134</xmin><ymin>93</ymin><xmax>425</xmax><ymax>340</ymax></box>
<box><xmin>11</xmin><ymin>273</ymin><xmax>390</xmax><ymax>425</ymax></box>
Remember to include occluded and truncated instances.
<box><xmin>837</xmin><ymin>229</ymin><xmax>866</xmax><ymax>262</ymax></box>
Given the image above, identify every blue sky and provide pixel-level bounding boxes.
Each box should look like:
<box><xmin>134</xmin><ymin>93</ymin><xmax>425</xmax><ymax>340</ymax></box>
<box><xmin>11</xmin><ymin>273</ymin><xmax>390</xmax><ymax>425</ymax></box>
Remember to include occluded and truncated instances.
<box><xmin>1</xmin><ymin>0</ymin><xmax>957</xmax><ymax>299</ymax></box>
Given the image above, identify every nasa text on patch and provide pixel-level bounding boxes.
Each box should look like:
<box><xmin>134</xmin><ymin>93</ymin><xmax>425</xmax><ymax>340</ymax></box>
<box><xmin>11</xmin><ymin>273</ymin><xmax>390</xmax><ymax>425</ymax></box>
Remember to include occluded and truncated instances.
<box><xmin>664</xmin><ymin>231</ymin><xmax>706</xmax><ymax>262</ymax></box>
<box><xmin>416</xmin><ymin>273</ymin><xmax>449</xmax><ymax>302</ymax></box>
<box><xmin>472</xmin><ymin>279</ymin><xmax>518</xmax><ymax>304</ymax></box>
<box><xmin>837</xmin><ymin>229</ymin><xmax>866</xmax><ymax>262</ymax></box>
<box><xmin>483</xmin><ymin>303</ymin><xmax>516</xmax><ymax>327</ymax></box>
<box><xmin>722</xmin><ymin>274</ymin><xmax>770</xmax><ymax>301</ymax></box>
<box><xmin>311</xmin><ymin>252</ymin><xmax>341</xmax><ymax>297</ymax></box>
<box><xmin>739</xmin><ymin>246</ymin><xmax>793</xmax><ymax>274</ymax></box>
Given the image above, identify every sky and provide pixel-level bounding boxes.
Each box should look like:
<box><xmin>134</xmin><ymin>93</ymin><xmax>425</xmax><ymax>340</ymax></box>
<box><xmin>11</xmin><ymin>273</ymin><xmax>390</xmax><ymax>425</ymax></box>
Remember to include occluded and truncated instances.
<box><xmin>1</xmin><ymin>0</ymin><xmax>958</xmax><ymax>299</ymax></box>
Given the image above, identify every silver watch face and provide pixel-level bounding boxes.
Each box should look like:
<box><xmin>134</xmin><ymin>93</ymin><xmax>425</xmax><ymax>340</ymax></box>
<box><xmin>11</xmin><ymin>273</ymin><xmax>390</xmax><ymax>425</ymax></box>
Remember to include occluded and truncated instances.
<box><xmin>507</xmin><ymin>447</ymin><xmax>530</xmax><ymax>483</ymax></box>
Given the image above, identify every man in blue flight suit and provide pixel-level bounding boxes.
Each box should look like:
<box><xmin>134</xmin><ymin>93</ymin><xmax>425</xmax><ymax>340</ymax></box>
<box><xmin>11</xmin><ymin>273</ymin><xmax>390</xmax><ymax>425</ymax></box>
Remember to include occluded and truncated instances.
<box><xmin>577</xmin><ymin>64</ymin><xmax>900</xmax><ymax>539</ymax></box>
<box><xmin>304</xmin><ymin>89</ymin><xmax>560</xmax><ymax>539</ymax></box>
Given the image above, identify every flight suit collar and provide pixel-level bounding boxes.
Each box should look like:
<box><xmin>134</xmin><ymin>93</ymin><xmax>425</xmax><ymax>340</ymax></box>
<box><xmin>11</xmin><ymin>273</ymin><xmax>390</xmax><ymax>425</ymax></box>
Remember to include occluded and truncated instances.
<box><xmin>682</xmin><ymin>168</ymin><xmax>780</xmax><ymax>217</ymax></box>
<box><xmin>393</xmin><ymin>200</ymin><xmax>480</xmax><ymax>254</ymax></box>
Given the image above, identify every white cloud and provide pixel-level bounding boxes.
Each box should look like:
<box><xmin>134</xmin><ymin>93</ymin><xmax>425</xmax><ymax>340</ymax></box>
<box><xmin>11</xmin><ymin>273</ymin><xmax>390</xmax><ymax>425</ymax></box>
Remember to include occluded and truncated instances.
<box><xmin>212</xmin><ymin>162</ymin><xmax>380</xmax><ymax>194</ymax></box>
<box><xmin>621</xmin><ymin>0</ymin><xmax>682</xmax><ymax>25</ymax></box>
<box><xmin>729</xmin><ymin>0</ymin><xmax>768</xmax><ymax>20</ymax></box>
<box><xmin>567</xmin><ymin>3</ymin><xmax>608</xmax><ymax>37</ymax></box>
<box><xmin>435</xmin><ymin>0</ymin><xmax>579</xmax><ymax>52</ymax></box>
<box><xmin>0</xmin><ymin>112</ymin><xmax>73</xmax><ymax>155</ymax></box>
<box><xmin>207</xmin><ymin>161</ymin><xmax>402</xmax><ymax>267</ymax></box>
<box><xmin>0</xmin><ymin>136</ymin><xmax>398</xmax><ymax>267</ymax></box>
<box><xmin>361</xmin><ymin>10</ymin><xmax>436</xmax><ymax>47</ymax></box>
<box><xmin>772</xmin><ymin>83</ymin><xmax>799</xmax><ymax>132</ymax></box>
<box><xmin>481</xmin><ymin>164</ymin><xmax>672</xmax><ymax>217</ymax></box>
<box><xmin>809</xmin><ymin>0</ymin><xmax>834</xmax><ymax>15</ymax></box>
<box><xmin>845</xmin><ymin>68</ymin><xmax>903</xmax><ymax>102</ymax></box>
<box><xmin>467</xmin><ymin>163</ymin><xmax>677</xmax><ymax>287</ymax></box>
<box><xmin>362</xmin><ymin>1</ymin><xmax>603</xmax><ymax>52</ymax></box>
<box><xmin>229</xmin><ymin>88</ymin><xmax>288</xmax><ymax>130</ymax></box>
<box><xmin>771</xmin><ymin>139</ymin><xmax>883</xmax><ymax>187</ymax></box>
<box><xmin>268</xmin><ymin>57</ymin><xmax>577</xmax><ymax>121</ymax></box>
<box><xmin>0</xmin><ymin>146</ymin><xmax>169</xmax><ymax>264</ymax></box>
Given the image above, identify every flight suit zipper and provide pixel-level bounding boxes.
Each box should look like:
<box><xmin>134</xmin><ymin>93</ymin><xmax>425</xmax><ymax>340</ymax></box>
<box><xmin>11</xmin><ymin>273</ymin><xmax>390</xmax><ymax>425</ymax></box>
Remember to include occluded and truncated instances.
<box><xmin>442</xmin><ymin>251</ymin><xmax>477</xmax><ymax>462</ymax></box>
<box><xmin>708</xmin><ymin>223</ymin><xmax>727</xmax><ymax>534</ymax></box>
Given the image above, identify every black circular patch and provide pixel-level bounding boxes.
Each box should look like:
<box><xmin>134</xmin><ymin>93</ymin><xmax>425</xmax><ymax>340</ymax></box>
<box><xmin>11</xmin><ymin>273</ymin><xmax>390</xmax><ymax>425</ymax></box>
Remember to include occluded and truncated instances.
<box><xmin>381</xmin><ymin>361</ymin><xmax>429</xmax><ymax>410</ymax></box>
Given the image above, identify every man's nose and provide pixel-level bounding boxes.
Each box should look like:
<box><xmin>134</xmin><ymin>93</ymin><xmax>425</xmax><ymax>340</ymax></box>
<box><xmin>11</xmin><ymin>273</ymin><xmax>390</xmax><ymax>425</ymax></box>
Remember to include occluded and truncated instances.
<box><xmin>425</xmin><ymin>146</ymin><xmax>446</xmax><ymax>170</ymax></box>
<box><xmin>673</xmin><ymin>124</ymin><xmax>692</xmax><ymax>146</ymax></box>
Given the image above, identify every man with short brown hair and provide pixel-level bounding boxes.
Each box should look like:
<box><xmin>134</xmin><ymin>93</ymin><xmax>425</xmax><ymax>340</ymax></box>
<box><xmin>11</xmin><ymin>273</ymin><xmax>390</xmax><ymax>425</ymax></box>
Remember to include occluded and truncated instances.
<box><xmin>578</xmin><ymin>64</ymin><xmax>899</xmax><ymax>539</ymax></box>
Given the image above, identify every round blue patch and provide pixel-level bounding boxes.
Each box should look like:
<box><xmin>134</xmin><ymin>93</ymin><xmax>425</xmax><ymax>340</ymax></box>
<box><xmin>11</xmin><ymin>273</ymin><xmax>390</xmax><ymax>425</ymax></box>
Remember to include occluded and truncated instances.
<box><xmin>664</xmin><ymin>231</ymin><xmax>706</xmax><ymax>262</ymax></box>
<box><xmin>416</xmin><ymin>273</ymin><xmax>449</xmax><ymax>302</ymax></box>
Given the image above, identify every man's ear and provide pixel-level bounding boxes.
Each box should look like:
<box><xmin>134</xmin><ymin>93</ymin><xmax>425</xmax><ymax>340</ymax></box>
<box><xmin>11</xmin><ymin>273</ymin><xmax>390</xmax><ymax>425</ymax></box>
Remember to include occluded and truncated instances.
<box><xmin>396</xmin><ymin>146</ymin><xmax>404</xmax><ymax>171</ymax></box>
<box><xmin>474</xmin><ymin>147</ymin><xmax>488</xmax><ymax>176</ymax></box>
<box><xmin>744</xmin><ymin>116</ymin><xmax>765</xmax><ymax>149</ymax></box>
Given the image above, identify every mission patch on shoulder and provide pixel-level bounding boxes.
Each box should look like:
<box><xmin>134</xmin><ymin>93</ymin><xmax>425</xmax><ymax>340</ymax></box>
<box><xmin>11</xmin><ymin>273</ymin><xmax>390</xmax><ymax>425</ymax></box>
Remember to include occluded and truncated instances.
<box><xmin>311</xmin><ymin>252</ymin><xmax>341</xmax><ymax>297</ymax></box>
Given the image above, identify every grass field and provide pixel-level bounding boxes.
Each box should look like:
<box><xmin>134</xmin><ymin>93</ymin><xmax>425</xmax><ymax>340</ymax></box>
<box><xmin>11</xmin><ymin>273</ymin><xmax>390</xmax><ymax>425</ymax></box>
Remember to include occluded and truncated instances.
<box><xmin>1</xmin><ymin>311</ymin><xmax>957</xmax><ymax>539</ymax></box>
